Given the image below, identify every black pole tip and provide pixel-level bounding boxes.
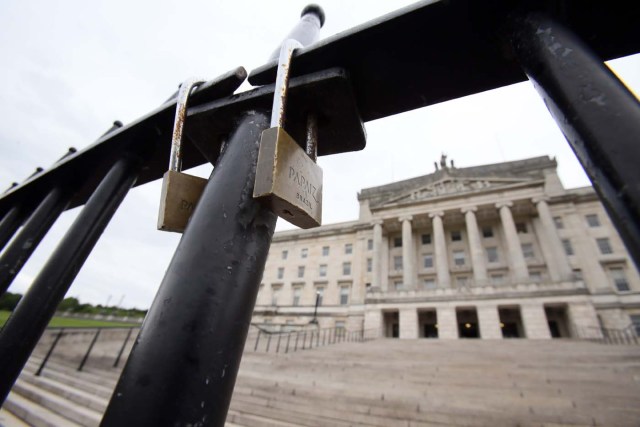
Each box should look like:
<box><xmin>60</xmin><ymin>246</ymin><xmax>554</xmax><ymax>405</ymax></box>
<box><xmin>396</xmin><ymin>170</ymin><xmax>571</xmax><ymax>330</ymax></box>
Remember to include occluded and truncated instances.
<box><xmin>35</xmin><ymin>167</ymin><xmax>43</xmax><ymax>173</ymax></box>
<box><xmin>113</xmin><ymin>120</ymin><xmax>123</xmax><ymax>128</ymax></box>
<box><xmin>68</xmin><ymin>147</ymin><xmax>77</xmax><ymax>153</ymax></box>
<box><xmin>302</xmin><ymin>4</ymin><xmax>325</xmax><ymax>27</ymax></box>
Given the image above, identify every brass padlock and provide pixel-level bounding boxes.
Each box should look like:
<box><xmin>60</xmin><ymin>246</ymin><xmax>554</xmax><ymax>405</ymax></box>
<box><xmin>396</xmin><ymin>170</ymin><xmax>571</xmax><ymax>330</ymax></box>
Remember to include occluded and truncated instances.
<box><xmin>157</xmin><ymin>78</ymin><xmax>208</xmax><ymax>233</ymax></box>
<box><xmin>253</xmin><ymin>39</ymin><xmax>323</xmax><ymax>229</ymax></box>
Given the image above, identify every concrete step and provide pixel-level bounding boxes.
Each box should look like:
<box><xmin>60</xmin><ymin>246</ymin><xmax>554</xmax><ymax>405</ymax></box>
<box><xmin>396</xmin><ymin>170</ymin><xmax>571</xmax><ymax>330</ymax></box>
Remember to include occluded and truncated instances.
<box><xmin>0</xmin><ymin>407</ymin><xmax>30</xmax><ymax>427</ymax></box>
<box><xmin>2</xmin><ymin>392</ymin><xmax>82</xmax><ymax>427</ymax></box>
<box><xmin>10</xmin><ymin>380</ymin><xmax>101</xmax><ymax>427</ymax></box>
<box><xmin>18</xmin><ymin>373</ymin><xmax>108</xmax><ymax>413</ymax></box>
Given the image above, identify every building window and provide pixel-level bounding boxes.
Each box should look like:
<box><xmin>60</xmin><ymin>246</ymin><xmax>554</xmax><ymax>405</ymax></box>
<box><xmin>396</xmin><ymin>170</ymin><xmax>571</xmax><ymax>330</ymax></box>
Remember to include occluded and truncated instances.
<box><xmin>610</xmin><ymin>267</ymin><xmax>630</xmax><ymax>292</ymax></box>
<box><xmin>292</xmin><ymin>287</ymin><xmax>302</xmax><ymax>306</ymax></box>
<box><xmin>491</xmin><ymin>274</ymin><xmax>504</xmax><ymax>285</ymax></box>
<box><xmin>343</xmin><ymin>262</ymin><xmax>351</xmax><ymax>275</ymax></box>
<box><xmin>301</xmin><ymin>248</ymin><xmax>308</xmax><ymax>258</ymax></box>
<box><xmin>529</xmin><ymin>271</ymin><xmax>542</xmax><ymax>282</ymax></box>
<box><xmin>586</xmin><ymin>214</ymin><xmax>600</xmax><ymax>227</ymax></box>
<box><xmin>340</xmin><ymin>286</ymin><xmax>349</xmax><ymax>305</ymax></box>
<box><xmin>271</xmin><ymin>286</ymin><xmax>281</xmax><ymax>305</ymax></box>
<box><xmin>423</xmin><ymin>278</ymin><xmax>436</xmax><ymax>289</ymax></box>
<box><xmin>367</xmin><ymin>258</ymin><xmax>372</xmax><ymax>273</ymax></box>
<box><xmin>393</xmin><ymin>237</ymin><xmax>402</xmax><ymax>248</ymax></box>
<box><xmin>393</xmin><ymin>256</ymin><xmax>403</xmax><ymax>270</ymax></box>
<box><xmin>315</xmin><ymin>287</ymin><xmax>324</xmax><ymax>306</ymax></box>
<box><xmin>421</xmin><ymin>233</ymin><xmax>431</xmax><ymax>245</ymax></box>
<box><xmin>277</xmin><ymin>267</ymin><xmax>284</xmax><ymax>279</ymax></box>
<box><xmin>482</xmin><ymin>227</ymin><xmax>494</xmax><ymax>238</ymax></box>
<box><xmin>486</xmin><ymin>246</ymin><xmax>499</xmax><ymax>263</ymax></box>
<box><xmin>298</xmin><ymin>266</ymin><xmax>305</xmax><ymax>278</ymax></box>
<box><xmin>345</xmin><ymin>243</ymin><xmax>353</xmax><ymax>254</ymax></box>
<box><xmin>596</xmin><ymin>238</ymin><xmax>613</xmax><ymax>255</ymax></box>
<box><xmin>562</xmin><ymin>239</ymin><xmax>574</xmax><ymax>256</ymax></box>
<box><xmin>282</xmin><ymin>250</ymin><xmax>288</xmax><ymax>260</ymax></box>
<box><xmin>553</xmin><ymin>216</ymin><xmax>564</xmax><ymax>229</ymax></box>
<box><xmin>456</xmin><ymin>276</ymin><xmax>468</xmax><ymax>287</ymax></box>
<box><xmin>322</xmin><ymin>246</ymin><xmax>329</xmax><ymax>256</ymax></box>
<box><xmin>367</xmin><ymin>239</ymin><xmax>373</xmax><ymax>250</ymax></box>
<box><xmin>521</xmin><ymin>243</ymin><xmax>535</xmax><ymax>259</ymax></box>
<box><xmin>573</xmin><ymin>269</ymin><xmax>583</xmax><ymax>280</ymax></box>
<box><xmin>516</xmin><ymin>222</ymin><xmax>528</xmax><ymax>234</ymax></box>
<box><xmin>453</xmin><ymin>250</ymin><xmax>466</xmax><ymax>266</ymax></box>
<box><xmin>451</xmin><ymin>230</ymin><xmax>462</xmax><ymax>241</ymax></box>
<box><xmin>319</xmin><ymin>264</ymin><xmax>327</xmax><ymax>277</ymax></box>
<box><xmin>631</xmin><ymin>315</ymin><xmax>640</xmax><ymax>336</ymax></box>
<box><xmin>394</xmin><ymin>281</ymin><xmax>404</xmax><ymax>291</ymax></box>
<box><xmin>423</xmin><ymin>254</ymin><xmax>433</xmax><ymax>269</ymax></box>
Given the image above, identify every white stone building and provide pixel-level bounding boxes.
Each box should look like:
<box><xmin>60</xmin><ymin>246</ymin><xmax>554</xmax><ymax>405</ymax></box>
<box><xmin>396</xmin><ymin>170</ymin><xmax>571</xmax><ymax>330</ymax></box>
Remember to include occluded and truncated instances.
<box><xmin>253</xmin><ymin>156</ymin><xmax>640</xmax><ymax>339</ymax></box>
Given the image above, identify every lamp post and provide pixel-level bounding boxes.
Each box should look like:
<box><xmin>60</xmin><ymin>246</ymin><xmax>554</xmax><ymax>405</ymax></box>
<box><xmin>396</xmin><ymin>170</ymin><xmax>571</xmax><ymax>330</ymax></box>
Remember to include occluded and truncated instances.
<box><xmin>310</xmin><ymin>291</ymin><xmax>320</xmax><ymax>325</ymax></box>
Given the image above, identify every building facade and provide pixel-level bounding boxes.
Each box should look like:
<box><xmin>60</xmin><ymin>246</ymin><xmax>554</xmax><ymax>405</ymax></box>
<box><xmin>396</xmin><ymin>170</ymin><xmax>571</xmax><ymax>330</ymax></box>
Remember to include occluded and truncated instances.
<box><xmin>253</xmin><ymin>156</ymin><xmax>640</xmax><ymax>339</ymax></box>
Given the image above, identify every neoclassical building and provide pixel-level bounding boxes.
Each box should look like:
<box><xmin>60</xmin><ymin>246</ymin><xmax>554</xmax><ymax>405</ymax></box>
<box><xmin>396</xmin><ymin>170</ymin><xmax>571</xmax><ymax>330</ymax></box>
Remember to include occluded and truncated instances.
<box><xmin>253</xmin><ymin>156</ymin><xmax>640</xmax><ymax>339</ymax></box>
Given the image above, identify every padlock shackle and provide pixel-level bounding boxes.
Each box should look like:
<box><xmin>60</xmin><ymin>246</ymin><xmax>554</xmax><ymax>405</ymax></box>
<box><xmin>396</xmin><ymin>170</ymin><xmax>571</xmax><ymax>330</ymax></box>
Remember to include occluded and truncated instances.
<box><xmin>169</xmin><ymin>78</ymin><xmax>206</xmax><ymax>173</ymax></box>
<box><xmin>271</xmin><ymin>39</ymin><xmax>303</xmax><ymax>129</ymax></box>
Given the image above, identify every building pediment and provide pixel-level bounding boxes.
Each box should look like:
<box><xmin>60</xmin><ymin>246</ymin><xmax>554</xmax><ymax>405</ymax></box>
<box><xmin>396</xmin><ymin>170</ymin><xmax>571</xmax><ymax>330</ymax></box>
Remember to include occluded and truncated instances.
<box><xmin>378</xmin><ymin>176</ymin><xmax>532</xmax><ymax>207</ymax></box>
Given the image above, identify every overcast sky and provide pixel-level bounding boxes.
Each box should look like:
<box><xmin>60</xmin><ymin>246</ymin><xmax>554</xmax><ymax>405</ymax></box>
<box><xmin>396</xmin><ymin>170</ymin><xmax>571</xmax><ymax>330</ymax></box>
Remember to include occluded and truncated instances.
<box><xmin>1</xmin><ymin>0</ymin><xmax>638</xmax><ymax>310</ymax></box>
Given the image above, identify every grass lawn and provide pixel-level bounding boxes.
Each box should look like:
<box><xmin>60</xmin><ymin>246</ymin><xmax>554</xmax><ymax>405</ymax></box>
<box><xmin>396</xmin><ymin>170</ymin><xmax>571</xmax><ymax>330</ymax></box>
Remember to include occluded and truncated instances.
<box><xmin>0</xmin><ymin>310</ymin><xmax>140</xmax><ymax>328</ymax></box>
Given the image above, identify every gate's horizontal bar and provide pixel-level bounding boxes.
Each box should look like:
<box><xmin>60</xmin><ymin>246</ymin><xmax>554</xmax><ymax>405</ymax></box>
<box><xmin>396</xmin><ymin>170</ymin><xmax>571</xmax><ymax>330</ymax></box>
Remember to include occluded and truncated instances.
<box><xmin>0</xmin><ymin>67</ymin><xmax>247</xmax><ymax>216</ymax></box>
<box><xmin>249</xmin><ymin>0</ymin><xmax>640</xmax><ymax>122</ymax></box>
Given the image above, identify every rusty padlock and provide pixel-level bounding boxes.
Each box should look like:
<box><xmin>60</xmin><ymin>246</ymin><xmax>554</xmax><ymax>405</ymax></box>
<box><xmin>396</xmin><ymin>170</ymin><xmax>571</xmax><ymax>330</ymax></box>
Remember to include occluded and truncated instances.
<box><xmin>157</xmin><ymin>78</ymin><xmax>208</xmax><ymax>233</ymax></box>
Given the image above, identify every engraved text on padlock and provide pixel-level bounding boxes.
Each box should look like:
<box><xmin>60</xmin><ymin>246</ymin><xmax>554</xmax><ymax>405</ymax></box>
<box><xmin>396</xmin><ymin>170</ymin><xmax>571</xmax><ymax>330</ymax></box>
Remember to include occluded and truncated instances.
<box><xmin>254</xmin><ymin>127</ymin><xmax>322</xmax><ymax>229</ymax></box>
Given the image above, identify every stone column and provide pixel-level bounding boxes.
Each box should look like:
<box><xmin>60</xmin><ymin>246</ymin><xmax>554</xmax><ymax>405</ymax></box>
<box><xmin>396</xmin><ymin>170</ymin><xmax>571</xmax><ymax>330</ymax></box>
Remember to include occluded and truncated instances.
<box><xmin>429</xmin><ymin>211</ymin><xmax>451</xmax><ymax>288</ymax></box>
<box><xmin>372</xmin><ymin>220</ymin><xmax>383</xmax><ymax>290</ymax></box>
<box><xmin>364</xmin><ymin>309</ymin><xmax>383</xmax><ymax>337</ymax></box>
<box><xmin>532</xmin><ymin>197</ymin><xmax>572</xmax><ymax>282</ymax></box>
<box><xmin>496</xmin><ymin>201</ymin><xmax>529</xmax><ymax>282</ymax></box>
<box><xmin>436</xmin><ymin>306</ymin><xmax>458</xmax><ymax>339</ymax></box>
<box><xmin>399</xmin><ymin>307</ymin><xmax>418</xmax><ymax>339</ymax></box>
<box><xmin>400</xmin><ymin>215</ymin><xmax>415</xmax><ymax>290</ymax></box>
<box><xmin>477</xmin><ymin>305</ymin><xmax>502</xmax><ymax>339</ymax></box>
<box><xmin>462</xmin><ymin>206</ymin><xmax>488</xmax><ymax>285</ymax></box>
<box><xmin>568</xmin><ymin>301</ymin><xmax>603</xmax><ymax>339</ymax></box>
<box><xmin>521</xmin><ymin>303</ymin><xmax>552</xmax><ymax>339</ymax></box>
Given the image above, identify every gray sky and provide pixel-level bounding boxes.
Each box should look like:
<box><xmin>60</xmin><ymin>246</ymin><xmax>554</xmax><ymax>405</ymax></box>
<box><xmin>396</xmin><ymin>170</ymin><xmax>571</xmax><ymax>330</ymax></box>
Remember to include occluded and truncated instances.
<box><xmin>1</xmin><ymin>0</ymin><xmax>638</xmax><ymax>309</ymax></box>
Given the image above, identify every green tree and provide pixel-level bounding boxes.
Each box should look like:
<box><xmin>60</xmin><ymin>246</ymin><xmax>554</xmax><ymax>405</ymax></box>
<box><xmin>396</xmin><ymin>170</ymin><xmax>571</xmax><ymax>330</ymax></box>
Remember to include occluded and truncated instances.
<box><xmin>0</xmin><ymin>292</ymin><xmax>22</xmax><ymax>310</ymax></box>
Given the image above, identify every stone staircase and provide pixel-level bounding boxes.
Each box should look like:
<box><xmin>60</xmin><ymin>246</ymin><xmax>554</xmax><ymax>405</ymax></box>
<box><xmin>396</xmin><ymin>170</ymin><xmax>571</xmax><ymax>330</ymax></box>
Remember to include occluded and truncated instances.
<box><xmin>2</xmin><ymin>339</ymin><xmax>640</xmax><ymax>426</ymax></box>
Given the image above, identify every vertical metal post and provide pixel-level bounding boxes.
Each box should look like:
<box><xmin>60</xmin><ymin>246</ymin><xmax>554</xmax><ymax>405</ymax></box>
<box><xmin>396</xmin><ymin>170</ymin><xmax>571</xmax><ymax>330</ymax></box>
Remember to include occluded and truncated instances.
<box><xmin>78</xmin><ymin>329</ymin><xmax>102</xmax><ymax>372</ymax></box>
<box><xmin>113</xmin><ymin>328</ymin><xmax>134</xmax><ymax>368</ymax></box>
<box><xmin>294</xmin><ymin>332</ymin><xmax>299</xmax><ymax>352</ymax></box>
<box><xmin>101</xmin><ymin>112</ymin><xmax>276</xmax><ymax>427</ymax></box>
<box><xmin>254</xmin><ymin>329</ymin><xmax>262</xmax><ymax>351</ymax></box>
<box><xmin>302</xmin><ymin>332</ymin><xmax>307</xmax><ymax>350</ymax></box>
<box><xmin>265</xmin><ymin>334</ymin><xmax>272</xmax><ymax>352</ymax></box>
<box><xmin>322</xmin><ymin>328</ymin><xmax>326</xmax><ymax>346</ymax></box>
<box><xmin>0</xmin><ymin>156</ymin><xmax>140</xmax><ymax>404</ymax></box>
<box><xmin>35</xmin><ymin>329</ymin><xmax>64</xmax><ymax>376</ymax></box>
<box><xmin>0</xmin><ymin>206</ymin><xmax>23</xmax><ymax>253</ymax></box>
<box><xmin>0</xmin><ymin>187</ymin><xmax>70</xmax><ymax>294</ymax></box>
<box><xmin>276</xmin><ymin>333</ymin><xmax>282</xmax><ymax>353</ymax></box>
<box><xmin>285</xmin><ymin>333</ymin><xmax>291</xmax><ymax>353</ymax></box>
<box><xmin>316</xmin><ymin>329</ymin><xmax>320</xmax><ymax>347</ymax></box>
<box><xmin>510</xmin><ymin>12</ymin><xmax>640</xmax><ymax>270</ymax></box>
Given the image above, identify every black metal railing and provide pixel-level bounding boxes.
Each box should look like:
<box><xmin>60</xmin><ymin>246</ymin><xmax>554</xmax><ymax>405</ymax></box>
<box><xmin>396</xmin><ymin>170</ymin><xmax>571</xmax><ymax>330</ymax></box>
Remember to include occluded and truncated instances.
<box><xmin>248</xmin><ymin>325</ymin><xmax>379</xmax><ymax>355</ymax></box>
<box><xmin>574</xmin><ymin>323</ymin><xmax>639</xmax><ymax>345</ymax></box>
<box><xmin>31</xmin><ymin>326</ymin><xmax>140</xmax><ymax>376</ymax></box>
<box><xmin>0</xmin><ymin>2</ymin><xmax>638</xmax><ymax>425</ymax></box>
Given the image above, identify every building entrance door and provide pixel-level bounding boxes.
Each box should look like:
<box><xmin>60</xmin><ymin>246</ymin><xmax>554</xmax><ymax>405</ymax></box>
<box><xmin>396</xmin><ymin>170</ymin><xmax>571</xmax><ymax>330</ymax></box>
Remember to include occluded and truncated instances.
<box><xmin>544</xmin><ymin>305</ymin><xmax>572</xmax><ymax>338</ymax></box>
<box><xmin>383</xmin><ymin>311</ymin><xmax>399</xmax><ymax>338</ymax></box>
<box><xmin>456</xmin><ymin>307</ymin><xmax>480</xmax><ymax>339</ymax></box>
